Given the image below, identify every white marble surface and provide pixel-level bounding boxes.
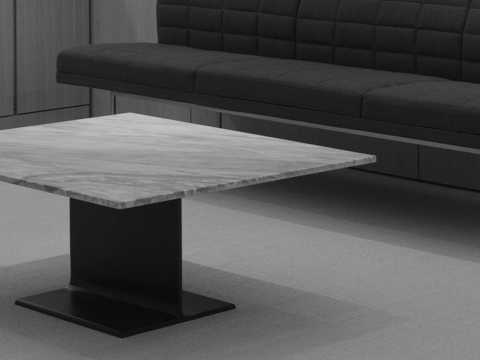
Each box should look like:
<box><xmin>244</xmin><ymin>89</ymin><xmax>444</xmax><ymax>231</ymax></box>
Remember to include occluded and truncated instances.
<box><xmin>0</xmin><ymin>113</ymin><xmax>375</xmax><ymax>209</ymax></box>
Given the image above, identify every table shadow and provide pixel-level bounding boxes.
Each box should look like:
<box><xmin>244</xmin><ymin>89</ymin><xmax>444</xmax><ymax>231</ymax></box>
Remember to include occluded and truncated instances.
<box><xmin>0</xmin><ymin>255</ymin><xmax>407</xmax><ymax>360</ymax></box>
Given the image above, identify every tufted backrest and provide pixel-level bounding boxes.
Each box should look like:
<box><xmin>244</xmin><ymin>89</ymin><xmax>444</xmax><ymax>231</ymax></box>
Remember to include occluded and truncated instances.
<box><xmin>157</xmin><ymin>0</ymin><xmax>480</xmax><ymax>83</ymax></box>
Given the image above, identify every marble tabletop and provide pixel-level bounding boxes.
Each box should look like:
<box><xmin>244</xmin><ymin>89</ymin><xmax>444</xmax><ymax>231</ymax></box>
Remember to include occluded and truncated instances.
<box><xmin>0</xmin><ymin>113</ymin><xmax>375</xmax><ymax>209</ymax></box>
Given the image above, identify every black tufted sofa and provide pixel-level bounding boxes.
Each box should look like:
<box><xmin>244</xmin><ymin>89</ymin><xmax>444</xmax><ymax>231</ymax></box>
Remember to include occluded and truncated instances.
<box><xmin>57</xmin><ymin>0</ymin><xmax>480</xmax><ymax>151</ymax></box>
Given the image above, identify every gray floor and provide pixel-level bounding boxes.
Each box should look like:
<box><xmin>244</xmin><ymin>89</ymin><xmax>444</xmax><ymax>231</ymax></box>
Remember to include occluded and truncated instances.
<box><xmin>1</xmin><ymin>168</ymin><xmax>480</xmax><ymax>359</ymax></box>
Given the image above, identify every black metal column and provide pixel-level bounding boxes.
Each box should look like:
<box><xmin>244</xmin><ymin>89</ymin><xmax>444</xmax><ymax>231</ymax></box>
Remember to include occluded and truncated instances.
<box><xmin>16</xmin><ymin>198</ymin><xmax>234</xmax><ymax>338</ymax></box>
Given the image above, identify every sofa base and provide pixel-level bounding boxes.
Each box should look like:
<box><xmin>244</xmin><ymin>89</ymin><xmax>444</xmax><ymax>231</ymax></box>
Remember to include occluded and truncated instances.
<box><xmin>419</xmin><ymin>147</ymin><xmax>480</xmax><ymax>192</ymax></box>
<box><xmin>221</xmin><ymin>113</ymin><xmax>419</xmax><ymax>180</ymax></box>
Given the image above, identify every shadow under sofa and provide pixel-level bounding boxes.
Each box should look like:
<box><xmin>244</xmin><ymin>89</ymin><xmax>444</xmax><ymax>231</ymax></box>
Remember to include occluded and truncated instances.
<box><xmin>56</xmin><ymin>0</ymin><xmax>480</xmax><ymax>191</ymax></box>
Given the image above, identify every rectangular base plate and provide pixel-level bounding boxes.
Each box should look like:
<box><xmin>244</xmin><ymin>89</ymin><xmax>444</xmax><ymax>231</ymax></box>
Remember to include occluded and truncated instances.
<box><xmin>16</xmin><ymin>288</ymin><xmax>235</xmax><ymax>338</ymax></box>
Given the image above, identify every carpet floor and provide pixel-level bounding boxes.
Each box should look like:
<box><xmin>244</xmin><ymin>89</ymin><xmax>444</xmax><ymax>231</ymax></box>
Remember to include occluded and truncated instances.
<box><xmin>1</xmin><ymin>168</ymin><xmax>480</xmax><ymax>360</ymax></box>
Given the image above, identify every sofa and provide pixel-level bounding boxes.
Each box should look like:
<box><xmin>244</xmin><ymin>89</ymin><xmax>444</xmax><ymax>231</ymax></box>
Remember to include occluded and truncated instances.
<box><xmin>57</xmin><ymin>0</ymin><xmax>480</xmax><ymax>155</ymax></box>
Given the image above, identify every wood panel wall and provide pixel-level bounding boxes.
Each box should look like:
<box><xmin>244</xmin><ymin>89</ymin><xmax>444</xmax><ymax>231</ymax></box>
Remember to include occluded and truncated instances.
<box><xmin>0</xmin><ymin>106</ymin><xmax>89</xmax><ymax>130</ymax></box>
<box><xmin>192</xmin><ymin>109</ymin><xmax>221</xmax><ymax>127</ymax></box>
<box><xmin>16</xmin><ymin>0</ymin><xmax>89</xmax><ymax>114</ymax></box>
<box><xmin>115</xmin><ymin>95</ymin><xmax>190</xmax><ymax>122</ymax></box>
<box><xmin>0</xmin><ymin>0</ymin><xmax>15</xmax><ymax>117</ymax></box>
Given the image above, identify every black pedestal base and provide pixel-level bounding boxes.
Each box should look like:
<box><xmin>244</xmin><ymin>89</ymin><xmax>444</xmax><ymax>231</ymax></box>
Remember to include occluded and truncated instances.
<box><xmin>16</xmin><ymin>288</ymin><xmax>235</xmax><ymax>338</ymax></box>
<box><xmin>15</xmin><ymin>198</ymin><xmax>235</xmax><ymax>337</ymax></box>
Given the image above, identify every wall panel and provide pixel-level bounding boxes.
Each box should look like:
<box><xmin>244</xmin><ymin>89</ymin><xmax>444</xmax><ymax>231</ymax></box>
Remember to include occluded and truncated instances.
<box><xmin>0</xmin><ymin>105</ymin><xmax>89</xmax><ymax>130</ymax></box>
<box><xmin>115</xmin><ymin>95</ymin><xmax>190</xmax><ymax>122</ymax></box>
<box><xmin>16</xmin><ymin>0</ymin><xmax>90</xmax><ymax>114</ymax></box>
<box><xmin>0</xmin><ymin>0</ymin><xmax>15</xmax><ymax>117</ymax></box>
<box><xmin>191</xmin><ymin>109</ymin><xmax>221</xmax><ymax>127</ymax></box>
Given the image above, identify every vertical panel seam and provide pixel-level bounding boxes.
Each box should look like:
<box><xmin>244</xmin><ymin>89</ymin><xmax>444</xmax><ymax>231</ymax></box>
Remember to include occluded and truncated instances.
<box><xmin>373</xmin><ymin>0</ymin><xmax>382</xmax><ymax>70</ymax></box>
<box><xmin>257</xmin><ymin>0</ymin><xmax>260</xmax><ymax>56</ymax></box>
<box><xmin>333</xmin><ymin>0</ymin><xmax>343</xmax><ymax>64</ymax></box>
<box><xmin>187</xmin><ymin>0</ymin><xmax>191</xmax><ymax>47</ymax></box>
<box><xmin>221</xmin><ymin>0</ymin><xmax>225</xmax><ymax>51</ymax></box>
<box><xmin>462</xmin><ymin>0</ymin><xmax>475</xmax><ymax>81</ymax></box>
<box><xmin>13</xmin><ymin>0</ymin><xmax>17</xmax><ymax>113</ymax></box>
<box><xmin>414</xmin><ymin>0</ymin><xmax>425</xmax><ymax>75</ymax></box>
<box><xmin>88</xmin><ymin>0</ymin><xmax>92</xmax><ymax>117</ymax></box>
<box><xmin>294</xmin><ymin>0</ymin><xmax>302</xmax><ymax>59</ymax></box>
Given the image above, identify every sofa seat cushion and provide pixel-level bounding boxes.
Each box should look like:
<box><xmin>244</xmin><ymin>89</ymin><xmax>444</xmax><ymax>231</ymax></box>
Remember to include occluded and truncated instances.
<box><xmin>57</xmin><ymin>43</ymin><xmax>257</xmax><ymax>92</ymax></box>
<box><xmin>364</xmin><ymin>81</ymin><xmax>480</xmax><ymax>136</ymax></box>
<box><xmin>195</xmin><ymin>58</ymin><xmax>444</xmax><ymax>117</ymax></box>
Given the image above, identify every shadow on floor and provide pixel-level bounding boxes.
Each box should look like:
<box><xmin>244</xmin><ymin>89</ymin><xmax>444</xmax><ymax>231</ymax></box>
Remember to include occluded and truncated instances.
<box><xmin>189</xmin><ymin>169</ymin><xmax>480</xmax><ymax>263</ymax></box>
<box><xmin>0</xmin><ymin>255</ymin><xmax>407</xmax><ymax>360</ymax></box>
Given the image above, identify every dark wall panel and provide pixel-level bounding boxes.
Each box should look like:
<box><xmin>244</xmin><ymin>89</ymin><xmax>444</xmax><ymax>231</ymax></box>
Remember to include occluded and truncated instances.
<box><xmin>0</xmin><ymin>0</ymin><xmax>15</xmax><ymax>117</ymax></box>
<box><xmin>0</xmin><ymin>106</ymin><xmax>89</xmax><ymax>130</ymax></box>
<box><xmin>16</xmin><ymin>0</ymin><xmax>90</xmax><ymax>114</ymax></box>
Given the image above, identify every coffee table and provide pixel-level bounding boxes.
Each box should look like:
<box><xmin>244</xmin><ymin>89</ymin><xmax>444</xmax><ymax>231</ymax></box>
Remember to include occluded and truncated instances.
<box><xmin>0</xmin><ymin>113</ymin><xmax>375</xmax><ymax>337</ymax></box>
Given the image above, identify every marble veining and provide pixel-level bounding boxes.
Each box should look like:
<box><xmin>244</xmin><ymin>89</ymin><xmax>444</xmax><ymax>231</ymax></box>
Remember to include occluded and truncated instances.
<box><xmin>0</xmin><ymin>113</ymin><xmax>375</xmax><ymax>209</ymax></box>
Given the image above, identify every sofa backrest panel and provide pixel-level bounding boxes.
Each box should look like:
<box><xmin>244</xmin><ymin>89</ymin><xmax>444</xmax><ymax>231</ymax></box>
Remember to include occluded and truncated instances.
<box><xmin>157</xmin><ymin>0</ymin><xmax>302</xmax><ymax>59</ymax></box>
<box><xmin>464</xmin><ymin>0</ymin><xmax>480</xmax><ymax>83</ymax></box>
<box><xmin>157</xmin><ymin>0</ymin><xmax>480</xmax><ymax>83</ymax></box>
